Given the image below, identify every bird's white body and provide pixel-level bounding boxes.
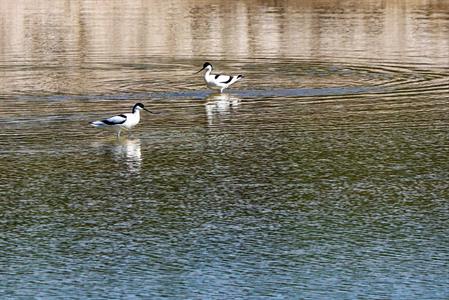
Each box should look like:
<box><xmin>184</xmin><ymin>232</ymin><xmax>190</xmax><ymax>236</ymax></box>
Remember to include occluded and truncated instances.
<box><xmin>90</xmin><ymin>103</ymin><xmax>150</xmax><ymax>138</ymax></box>
<box><xmin>200</xmin><ymin>63</ymin><xmax>244</xmax><ymax>93</ymax></box>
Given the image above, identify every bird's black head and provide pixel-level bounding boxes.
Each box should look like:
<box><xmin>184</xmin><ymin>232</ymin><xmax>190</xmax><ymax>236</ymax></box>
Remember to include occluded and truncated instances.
<box><xmin>133</xmin><ymin>102</ymin><xmax>156</xmax><ymax>114</ymax></box>
<box><xmin>196</xmin><ymin>62</ymin><xmax>212</xmax><ymax>74</ymax></box>
<box><xmin>133</xmin><ymin>103</ymin><xmax>144</xmax><ymax>112</ymax></box>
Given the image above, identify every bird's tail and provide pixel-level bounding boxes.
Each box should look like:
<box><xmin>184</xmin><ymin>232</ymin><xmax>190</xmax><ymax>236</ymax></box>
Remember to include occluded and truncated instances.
<box><xmin>90</xmin><ymin>120</ymin><xmax>105</xmax><ymax>127</ymax></box>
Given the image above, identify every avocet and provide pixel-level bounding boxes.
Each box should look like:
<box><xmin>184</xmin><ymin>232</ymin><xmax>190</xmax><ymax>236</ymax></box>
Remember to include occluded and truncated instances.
<box><xmin>197</xmin><ymin>62</ymin><xmax>244</xmax><ymax>93</ymax></box>
<box><xmin>90</xmin><ymin>103</ymin><xmax>154</xmax><ymax>138</ymax></box>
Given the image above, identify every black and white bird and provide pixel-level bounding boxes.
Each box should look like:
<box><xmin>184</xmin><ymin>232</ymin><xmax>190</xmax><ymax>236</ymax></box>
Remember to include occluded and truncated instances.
<box><xmin>196</xmin><ymin>62</ymin><xmax>244</xmax><ymax>93</ymax></box>
<box><xmin>90</xmin><ymin>103</ymin><xmax>154</xmax><ymax>138</ymax></box>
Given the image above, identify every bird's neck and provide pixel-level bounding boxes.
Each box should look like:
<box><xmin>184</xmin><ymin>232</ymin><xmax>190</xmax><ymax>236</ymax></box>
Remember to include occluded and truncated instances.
<box><xmin>204</xmin><ymin>66</ymin><xmax>212</xmax><ymax>77</ymax></box>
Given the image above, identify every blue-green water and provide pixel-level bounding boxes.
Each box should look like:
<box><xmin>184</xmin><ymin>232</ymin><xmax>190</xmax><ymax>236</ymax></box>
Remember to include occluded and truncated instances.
<box><xmin>1</xmin><ymin>1</ymin><xmax>449</xmax><ymax>299</ymax></box>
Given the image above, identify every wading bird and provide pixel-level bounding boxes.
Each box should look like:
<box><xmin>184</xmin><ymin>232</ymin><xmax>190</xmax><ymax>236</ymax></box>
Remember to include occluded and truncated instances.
<box><xmin>90</xmin><ymin>103</ymin><xmax>155</xmax><ymax>138</ymax></box>
<box><xmin>196</xmin><ymin>62</ymin><xmax>244</xmax><ymax>93</ymax></box>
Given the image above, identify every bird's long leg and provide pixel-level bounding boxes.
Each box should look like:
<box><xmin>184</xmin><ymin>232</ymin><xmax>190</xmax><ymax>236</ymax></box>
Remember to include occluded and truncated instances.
<box><xmin>116</xmin><ymin>129</ymin><xmax>121</xmax><ymax>139</ymax></box>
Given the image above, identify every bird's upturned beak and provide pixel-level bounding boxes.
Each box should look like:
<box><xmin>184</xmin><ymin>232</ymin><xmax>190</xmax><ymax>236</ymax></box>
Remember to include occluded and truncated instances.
<box><xmin>144</xmin><ymin>108</ymin><xmax>157</xmax><ymax>114</ymax></box>
<box><xmin>195</xmin><ymin>66</ymin><xmax>206</xmax><ymax>74</ymax></box>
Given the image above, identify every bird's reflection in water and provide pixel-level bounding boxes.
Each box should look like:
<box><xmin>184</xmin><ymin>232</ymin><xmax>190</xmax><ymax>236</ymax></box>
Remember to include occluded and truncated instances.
<box><xmin>92</xmin><ymin>138</ymin><xmax>142</xmax><ymax>174</ymax></box>
<box><xmin>113</xmin><ymin>138</ymin><xmax>142</xmax><ymax>174</ymax></box>
<box><xmin>205</xmin><ymin>93</ymin><xmax>241</xmax><ymax>126</ymax></box>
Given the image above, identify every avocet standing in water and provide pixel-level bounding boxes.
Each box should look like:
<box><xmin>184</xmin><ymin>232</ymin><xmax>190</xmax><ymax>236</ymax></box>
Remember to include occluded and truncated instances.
<box><xmin>196</xmin><ymin>62</ymin><xmax>244</xmax><ymax>93</ymax></box>
<box><xmin>90</xmin><ymin>103</ymin><xmax>154</xmax><ymax>138</ymax></box>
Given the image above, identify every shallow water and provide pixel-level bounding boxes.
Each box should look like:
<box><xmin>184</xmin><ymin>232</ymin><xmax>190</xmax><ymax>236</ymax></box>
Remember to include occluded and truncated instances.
<box><xmin>1</xmin><ymin>0</ymin><xmax>449</xmax><ymax>299</ymax></box>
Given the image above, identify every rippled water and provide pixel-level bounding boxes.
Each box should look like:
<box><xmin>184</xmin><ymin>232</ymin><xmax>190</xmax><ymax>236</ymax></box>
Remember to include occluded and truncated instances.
<box><xmin>1</xmin><ymin>0</ymin><xmax>449</xmax><ymax>299</ymax></box>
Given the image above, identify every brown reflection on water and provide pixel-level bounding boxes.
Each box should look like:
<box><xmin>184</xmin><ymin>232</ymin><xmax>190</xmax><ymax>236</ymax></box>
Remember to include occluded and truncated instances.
<box><xmin>1</xmin><ymin>2</ymin><xmax>449</xmax><ymax>299</ymax></box>
<box><xmin>0</xmin><ymin>0</ymin><xmax>448</xmax><ymax>62</ymax></box>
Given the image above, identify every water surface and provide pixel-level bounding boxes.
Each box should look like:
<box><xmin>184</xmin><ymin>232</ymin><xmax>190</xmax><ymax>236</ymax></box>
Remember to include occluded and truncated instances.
<box><xmin>1</xmin><ymin>0</ymin><xmax>449</xmax><ymax>299</ymax></box>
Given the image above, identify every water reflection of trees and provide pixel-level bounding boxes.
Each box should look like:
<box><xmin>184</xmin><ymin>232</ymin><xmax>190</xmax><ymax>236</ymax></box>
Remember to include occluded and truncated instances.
<box><xmin>0</xmin><ymin>0</ymin><xmax>447</xmax><ymax>95</ymax></box>
<box><xmin>1</xmin><ymin>0</ymin><xmax>447</xmax><ymax>61</ymax></box>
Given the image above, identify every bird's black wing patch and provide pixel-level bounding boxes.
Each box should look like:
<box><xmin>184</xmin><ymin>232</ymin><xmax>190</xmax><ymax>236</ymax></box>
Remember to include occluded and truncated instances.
<box><xmin>102</xmin><ymin>114</ymin><xmax>127</xmax><ymax>125</ymax></box>
<box><xmin>221</xmin><ymin>76</ymin><xmax>234</xmax><ymax>84</ymax></box>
